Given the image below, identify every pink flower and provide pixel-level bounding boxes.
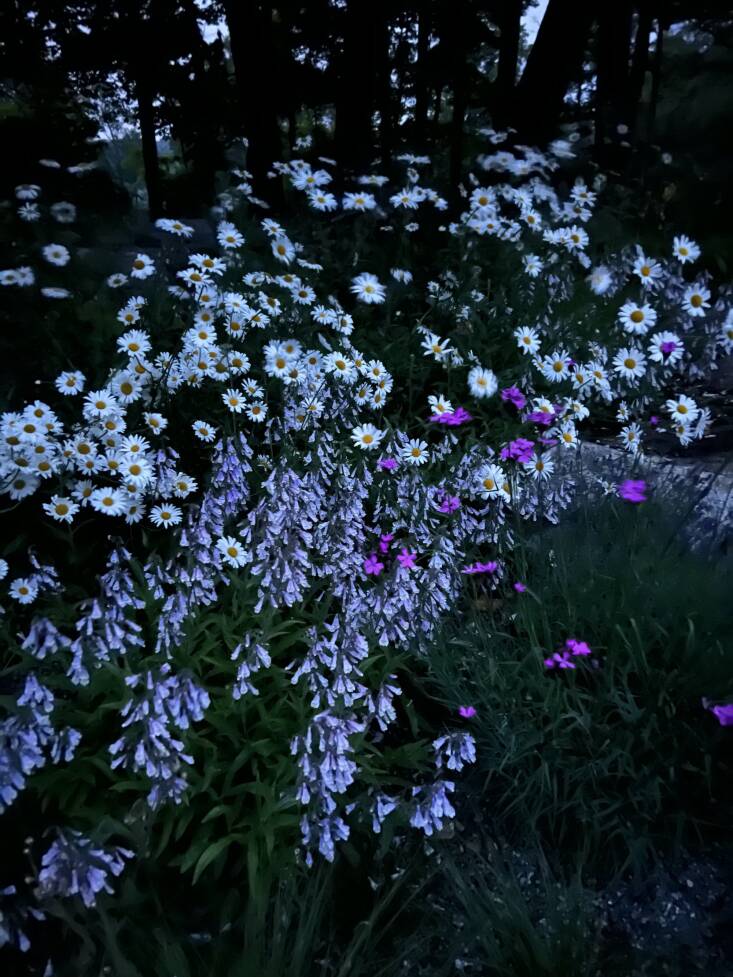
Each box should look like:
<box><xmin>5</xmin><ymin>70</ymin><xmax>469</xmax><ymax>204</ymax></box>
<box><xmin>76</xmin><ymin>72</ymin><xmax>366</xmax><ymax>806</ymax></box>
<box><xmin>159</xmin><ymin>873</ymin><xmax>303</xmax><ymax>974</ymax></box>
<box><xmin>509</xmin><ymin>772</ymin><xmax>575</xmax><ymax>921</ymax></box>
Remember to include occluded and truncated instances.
<box><xmin>649</xmin><ymin>416</ymin><xmax>659</xmax><ymax>427</ymax></box>
<box><xmin>364</xmin><ymin>553</ymin><xmax>384</xmax><ymax>576</ymax></box>
<box><xmin>526</xmin><ymin>410</ymin><xmax>556</xmax><ymax>427</ymax></box>
<box><xmin>463</xmin><ymin>560</ymin><xmax>499</xmax><ymax>575</ymax></box>
<box><xmin>500</xmin><ymin>437</ymin><xmax>535</xmax><ymax>463</ymax></box>
<box><xmin>544</xmin><ymin>651</ymin><xmax>576</xmax><ymax>670</ymax></box>
<box><xmin>458</xmin><ymin>705</ymin><xmax>477</xmax><ymax>718</ymax></box>
<box><xmin>501</xmin><ymin>385</ymin><xmax>527</xmax><ymax>409</ymax></box>
<box><xmin>566</xmin><ymin>638</ymin><xmax>591</xmax><ymax>657</ymax></box>
<box><xmin>618</xmin><ymin>479</ymin><xmax>647</xmax><ymax>503</ymax></box>
<box><xmin>710</xmin><ymin>704</ymin><xmax>733</xmax><ymax>727</ymax></box>
<box><xmin>396</xmin><ymin>547</ymin><xmax>418</xmax><ymax>569</ymax></box>
<box><xmin>513</xmin><ymin>581</ymin><xmax>527</xmax><ymax>593</ymax></box>
<box><xmin>378</xmin><ymin>533</ymin><xmax>394</xmax><ymax>554</ymax></box>
<box><xmin>438</xmin><ymin>494</ymin><xmax>461</xmax><ymax>513</ymax></box>
<box><xmin>378</xmin><ymin>457</ymin><xmax>398</xmax><ymax>471</ymax></box>
<box><xmin>431</xmin><ymin>406</ymin><xmax>473</xmax><ymax>426</ymax></box>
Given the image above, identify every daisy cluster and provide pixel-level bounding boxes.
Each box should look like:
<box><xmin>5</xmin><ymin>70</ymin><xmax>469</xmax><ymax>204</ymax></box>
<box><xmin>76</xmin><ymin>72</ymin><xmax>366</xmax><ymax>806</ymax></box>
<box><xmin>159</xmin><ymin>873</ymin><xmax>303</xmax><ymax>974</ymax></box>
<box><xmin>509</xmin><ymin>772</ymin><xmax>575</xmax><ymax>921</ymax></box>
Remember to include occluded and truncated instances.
<box><xmin>0</xmin><ymin>131</ymin><xmax>730</xmax><ymax>926</ymax></box>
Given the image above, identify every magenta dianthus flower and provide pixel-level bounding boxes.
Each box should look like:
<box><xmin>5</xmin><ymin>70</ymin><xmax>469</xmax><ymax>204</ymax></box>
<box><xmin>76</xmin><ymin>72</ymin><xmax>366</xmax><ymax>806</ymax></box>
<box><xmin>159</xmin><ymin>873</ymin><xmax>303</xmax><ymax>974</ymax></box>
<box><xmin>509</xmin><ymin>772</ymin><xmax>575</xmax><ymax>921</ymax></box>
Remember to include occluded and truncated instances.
<box><xmin>513</xmin><ymin>581</ymin><xmax>527</xmax><ymax>593</ymax></box>
<box><xmin>618</xmin><ymin>479</ymin><xmax>647</xmax><ymax>503</ymax></box>
<box><xmin>711</xmin><ymin>703</ymin><xmax>733</xmax><ymax>727</ymax></box>
<box><xmin>501</xmin><ymin>386</ymin><xmax>527</xmax><ymax>409</ymax></box>
<box><xmin>458</xmin><ymin>705</ymin><xmax>477</xmax><ymax>719</ymax></box>
<box><xmin>438</xmin><ymin>494</ymin><xmax>461</xmax><ymax>513</ymax></box>
<box><xmin>378</xmin><ymin>457</ymin><xmax>398</xmax><ymax>471</ymax></box>
<box><xmin>396</xmin><ymin>547</ymin><xmax>418</xmax><ymax>569</ymax></box>
<box><xmin>544</xmin><ymin>651</ymin><xmax>576</xmax><ymax>670</ymax></box>
<box><xmin>364</xmin><ymin>553</ymin><xmax>384</xmax><ymax>576</ymax></box>
<box><xmin>378</xmin><ymin>533</ymin><xmax>394</xmax><ymax>554</ymax></box>
<box><xmin>463</xmin><ymin>560</ymin><xmax>499</xmax><ymax>575</ymax></box>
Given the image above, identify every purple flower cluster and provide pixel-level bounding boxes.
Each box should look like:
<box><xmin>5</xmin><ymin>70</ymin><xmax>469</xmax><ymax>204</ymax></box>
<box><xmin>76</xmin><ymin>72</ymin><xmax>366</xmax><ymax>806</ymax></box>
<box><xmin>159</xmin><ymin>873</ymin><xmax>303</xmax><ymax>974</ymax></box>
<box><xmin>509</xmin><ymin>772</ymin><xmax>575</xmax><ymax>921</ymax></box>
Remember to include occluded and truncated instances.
<box><xmin>36</xmin><ymin>830</ymin><xmax>133</xmax><ymax>908</ymax></box>
<box><xmin>544</xmin><ymin>637</ymin><xmax>593</xmax><ymax>670</ymax></box>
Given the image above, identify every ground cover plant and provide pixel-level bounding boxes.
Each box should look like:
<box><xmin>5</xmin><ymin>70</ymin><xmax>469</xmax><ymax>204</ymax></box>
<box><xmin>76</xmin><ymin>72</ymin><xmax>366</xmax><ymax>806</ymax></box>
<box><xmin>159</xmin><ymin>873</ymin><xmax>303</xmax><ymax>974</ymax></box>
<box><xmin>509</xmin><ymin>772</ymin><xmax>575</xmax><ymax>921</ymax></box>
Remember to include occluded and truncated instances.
<box><xmin>2</xmin><ymin>7</ymin><xmax>733</xmax><ymax>974</ymax></box>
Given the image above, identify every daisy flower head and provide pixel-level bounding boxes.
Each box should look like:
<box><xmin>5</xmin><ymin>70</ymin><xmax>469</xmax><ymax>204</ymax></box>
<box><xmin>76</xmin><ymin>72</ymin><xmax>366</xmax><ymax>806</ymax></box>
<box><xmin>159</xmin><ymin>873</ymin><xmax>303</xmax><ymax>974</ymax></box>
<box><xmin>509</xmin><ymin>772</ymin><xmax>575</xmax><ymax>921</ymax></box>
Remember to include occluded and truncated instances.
<box><xmin>150</xmin><ymin>503</ymin><xmax>183</xmax><ymax>529</ymax></box>
<box><xmin>514</xmin><ymin>325</ymin><xmax>541</xmax><ymax>355</ymax></box>
<box><xmin>89</xmin><ymin>487</ymin><xmax>126</xmax><ymax>516</ymax></box>
<box><xmin>246</xmin><ymin>402</ymin><xmax>267</xmax><ymax>423</ymax></box>
<box><xmin>564</xmin><ymin>225</ymin><xmax>589</xmax><ymax>251</ymax></box>
<box><xmin>648</xmin><ymin>331</ymin><xmax>684</xmax><ymax>366</ymax></box>
<box><xmin>665</xmin><ymin>394</ymin><xmax>699</xmax><ymax>424</ymax></box>
<box><xmin>468</xmin><ymin>365</ymin><xmax>498</xmax><ymax>399</ymax></box>
<box><xmin>421</xmin><ymin>332</ymin><xmax>452</xmax><ymax>362</ymax></box>
<box><xmin>42</xmin><ymin>244</ymin><xmax>71</xmax><ymax>266</ymax></box>
<box><xmin>401</xmin><ymin>438</ymin><xmax>429</xmax><ymax>466</ymax></box>
<box><xmin>271</xmin><ymin>236</ymin><xmax>295</xmax><ymax>264</ymax></box>
<box><xmin>217</xmin><ymin>224</ymin><xmax>245</xmax><ymax>249</ymax></box>
<box><xmin>222</xmin><ymin>388</ymin><xmax>246</xmax><ymax>413</ymax></box>
<box><xmin>351</xmin><ymin>424</ymin><xmax>385</xmax><ymax>450</ymax></box>
<box><xmin>343</xmin><ymin>192</ymin><xmax>376</xmax><ymax>212</ymax></box>
<box><xmin>632</xmin><ymin>253</ymin><xmax>663</xmax><ymax>287</ymax></box>
<box><xmin>216</xmin><ymin>535</ymin><xmax>247</xmax><ymax>568</ymax></box>
<box><xmin>612</xmin><ymin>347</ymin><xmax>646</xmax><ymax>381</ymax></box>
<box><xmin>522</xmin><ymin>254</ymin><xmax>543</xmax><ymax>277</ymax></box>
<box><xmin>523</xmin><ymin>453</ymin><xmax>555</xmax><ymax>482</ymax></box>
<box><xmin>618</xmin><ymin>301</ymin><xmax>656</xmax><ymax>335</ymax></box>
<box><xmin>619</xmin><ymin>422</ymin><xmax>643</xmax><ymax>454</ymax></box>
<box><xmin>587</xmin><ymin>264</ymin><xmax>613</xmax><ymax>295</ymax></box>
<box><xmin>193</xmin><ymin>420</ymin><xmax>217</xmax><ymax>443</ymax></box>
<box><xmin>325</xmin><ymin>351</ymin><xmax>357</xmax><ymax>382</ymax></box>
<box><xmin>541</xmin><ymin>350</ymin><xmax>571</xmax><ymax>383</ymax></box>
<box><xmin>18</xmin><ymin>202</ymin><xmax>40</xmax><ymax>222</ymax></box>
<box><xmin>476</xmin><ymin>463</ymin><xmax>507</xmax><ymax>500</ymax></box>
<box><xmin>350</xmin><ymin>272</ymin><xmax>386</xmax><ymax>305</ymax></box>
<box><xmin>42</xmin><ymin>495</ymin><xmax>80</xmax><ymax>524</ymax></box>
<box><xmin>9</xmin><ymin>577</ymin><xmax>38</xmax><ymax>604</ymax></box>
<box><xmin>54</xmin><ymin>370</ymin><xmax>85</xmax><ymax>396</ymax></box>
<box><xmin>307</xmin><ymin>189</ymin><xmax>338</xmax><ymax>211</ymax></box>
<box><xmin>682</xmin><ymin>284</ymin><xmax>711</xmax><ymax>317</ymax></box>
<box><xmin>428</xmin><ymin>394</ymin><xmax>453</xmax><ymax>416</ymax></box>
<box><xmin>130</xmin><ymin>254</ymin><xmax>155</xmax><ymax>279</ymax></box>
<box><xmin>144</xmin><ymin>412</ymin><xmax>168</xmax><ymax>435</ymax></box>
<box><xmin>155</xmin><ymin>218</ymin><xmax>194</xmax><ymax>237</ymax></box>
<box><xmin>672</xmin><ymin>235</ymin><xmax>700</xmax><ymax>264</ymax></box>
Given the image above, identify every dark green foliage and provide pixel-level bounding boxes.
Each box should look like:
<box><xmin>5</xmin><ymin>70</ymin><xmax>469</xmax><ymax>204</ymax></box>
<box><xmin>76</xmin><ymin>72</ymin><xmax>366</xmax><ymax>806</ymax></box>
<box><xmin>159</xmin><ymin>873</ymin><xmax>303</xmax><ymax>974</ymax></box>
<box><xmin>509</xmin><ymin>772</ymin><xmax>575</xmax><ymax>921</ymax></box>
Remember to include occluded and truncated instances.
<box><xmin>426</xmin><ymin>490</ymin><xmax>733</xmax><ymax>876</ymax></box>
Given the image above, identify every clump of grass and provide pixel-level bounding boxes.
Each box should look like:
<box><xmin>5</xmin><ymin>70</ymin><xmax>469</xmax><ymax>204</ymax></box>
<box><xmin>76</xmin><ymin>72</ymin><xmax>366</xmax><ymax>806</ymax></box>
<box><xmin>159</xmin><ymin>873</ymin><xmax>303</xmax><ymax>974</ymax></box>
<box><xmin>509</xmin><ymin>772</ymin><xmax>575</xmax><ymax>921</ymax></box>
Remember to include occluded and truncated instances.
<box><xmin>426</xmin><ymin>492</ymin><xmax>733</xmax><ymax>877</ymax></box>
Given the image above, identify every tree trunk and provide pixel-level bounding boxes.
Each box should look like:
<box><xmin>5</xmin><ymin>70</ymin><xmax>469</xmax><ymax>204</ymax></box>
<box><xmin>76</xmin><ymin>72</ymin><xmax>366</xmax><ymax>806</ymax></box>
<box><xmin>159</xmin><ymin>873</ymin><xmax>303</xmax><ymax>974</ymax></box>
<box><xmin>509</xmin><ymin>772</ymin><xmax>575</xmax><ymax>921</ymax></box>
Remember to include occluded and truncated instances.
<box><xmin>494</xmin><ymin>0</ymin><xmax>522</xmax><ymax>125</ymax></box>
<box><xmin>334</xmin><ymin>0</ymin><xmax>376</xmax><ymax>171</ymax></box>
<box><xmin>223</xmin><ymin>0</ymin><xmax>282</xmax><ymax>192</ymax></box>
<box><xmin>513</xmin><ymin>0</ymin><xmax>595</xmax><ymax>143</ymax></box>
<box><xmin>376</xmin><ymin>3</ymin><xmax>394</xmax><ymax>169</ymax></box>
<box><xmin>448</xmin><ymin>0</ymin><xmax>469</xmax><ymax>191</ymax></box>
<box><xmin>414</xmin><ymin>2</ymin><xmax>431</xmax><ymax>142</ymax></box>
<box><xmin>647</xmin><ymin>14</ymin><xmax>665</xmax><ymax>141</ymax></box>
<box><xmin>594</xmin><ymin>0</ymin><xmax>633</xmax><ymax>162</ymax></box>
<box><xmin>627</xmin><ymin>1</ymin><xmax>652</xmax><ymax>136</ymax></box>
<box><xmin>135</xmin><ymin>70</ymin><xmax>162</xmax><ymax>217</ymax></box>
